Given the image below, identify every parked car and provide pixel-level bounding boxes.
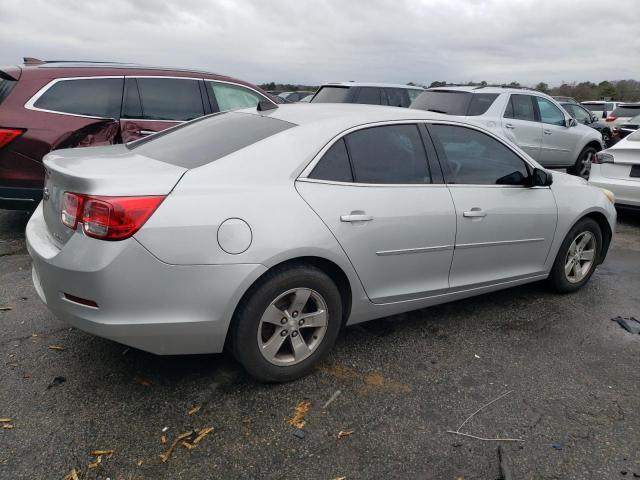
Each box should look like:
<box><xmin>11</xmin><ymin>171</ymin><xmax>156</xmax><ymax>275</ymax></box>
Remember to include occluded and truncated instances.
<box><xmin>279</xmin><ymin>91</ymin><xmax>315</xmax><ymax>102</ymax></box>
<box><xmin>604</xmin><ymin>103</ymin><xmax>640</xmax><ymax>130</ymax></box>
<box><xmin>299</xmin><ymin>94</ymin><xmax>313</xmax><ymax>103</ymax></box>
<box><xmin>560</xmin><ymin>101</ymin><xmax>614</xmax><ymax>146</ymax></box>
<box><xmin>614</xmin><ymin>113</ymin><xmax>640</xmax><ymax>140</ymax></box>
<box><xmin>311</xmin><ymin>82</ymin><xmax>424</xmax><ymax>108</ymax></box>
<box><xmin>27</xmin><ymin>103</ymin><xmax>615</xmax><ymax>382</ymax></box>
<box><xmin>410</xmin><ymin>86</ymin><xmax>604</xmax><ymax>178</ymax></box>
<box><xmin>0</xmin><ymin>57</ymin><xmax>277</xmax><ymax>210</ymax></box>
<box><xmin>582</xmin><ymin>101</ymin><xmax>621</xmax><ymax>119</ymax></box>
<box><xmin>553</xmin><ymin>96</ymin><xmax>579</xmax><ymax>104</ymax></box>
<box><xmin>589</xmin><ymin>128</ymin><xmax>640</xmax><ymax>208</ymax></box>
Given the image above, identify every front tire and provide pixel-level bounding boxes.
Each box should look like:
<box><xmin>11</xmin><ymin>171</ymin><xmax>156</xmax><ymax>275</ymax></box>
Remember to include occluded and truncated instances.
<box><xmin>230</xmin><ymin>265</ymin><xmax>343</xmax><ymax>382</ymax></box>
<box><xmin>567</xmin><ymin>145</ymin><xmax>597</xmax><ymax>179</ymax></box>
<box><xmin>548</xmin><ymin>218</ymin><xmax>602</xmax><ymax>293</ymax></box>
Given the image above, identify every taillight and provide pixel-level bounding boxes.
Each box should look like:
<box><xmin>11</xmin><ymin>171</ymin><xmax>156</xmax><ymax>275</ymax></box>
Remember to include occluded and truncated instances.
<box><xmin>0</xmin><ymin>128</ymin><xmax>24</xmax><ymax>148</ymax></box>
<box><xmin>592</xmin><ymin>152</ymin><xmax>614</xmax><ymax>164</ymax></box>
<box><xmin>605</xmin><ymin>116</ymin><xmax>616</xmax><ymax>122</ymax></box>
<box><xmin>61</xmin><ymin>193</ymin><xmax>165</xmax><ymax>241</ymax></box>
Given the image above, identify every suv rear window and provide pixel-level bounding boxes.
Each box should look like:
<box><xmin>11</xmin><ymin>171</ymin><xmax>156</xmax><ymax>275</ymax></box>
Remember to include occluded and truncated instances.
<box><xmin>311</xmin><ymin>86</ymin><xmax>351</xmax><ymax>103</ymax></box>
<box><xmin>128</xmin><ymin>112</ymin><xmax>295</xmax><ymax>168</ymax></box>
<box><xmin>611</xmin><ymin>105</ymin><xmax>640</xmax><ymax>117</ymax></box>
<box><xmin>0</xmin><ymin>78</ymin><xmax>16</xmax><ymax>105</ymax></box>
<box><xmin>33</xmin><ymin>78</ymin><xmax>123</xmax><ymax>118</ymax></box>
<box><xmin>410</xmin><ymin>91</ymin><xmax>498</xmax><ymax>116</ymax></box>
<box><xmin>582</xmin><ymin>103</ymin><xmax>606</xmax><ymax>112</ymax></box>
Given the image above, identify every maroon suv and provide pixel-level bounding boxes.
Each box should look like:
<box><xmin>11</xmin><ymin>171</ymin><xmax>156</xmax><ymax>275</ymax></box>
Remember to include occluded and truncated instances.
<box><xmin>0</xmin><ymin>58</ymin><xmax>276</xmax><ymax>210</ymax></box>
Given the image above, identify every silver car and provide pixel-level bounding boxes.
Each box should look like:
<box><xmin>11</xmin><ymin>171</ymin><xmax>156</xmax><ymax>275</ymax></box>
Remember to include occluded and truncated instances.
<box><xmin>410</xmin><ymin>86</ymin><xmax>605</xmax><ymax>178</ymax></box>
<box><xmin>27</xmin><ymin>104</ymin><xmax>616</xmax><ymax>382</ymax></box>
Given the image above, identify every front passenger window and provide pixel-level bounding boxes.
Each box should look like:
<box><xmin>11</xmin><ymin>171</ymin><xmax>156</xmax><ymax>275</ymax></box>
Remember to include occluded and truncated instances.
<box><xmin>535</xmin><ymin>97</ymin><xmax>565</xmax><ymax>126</ymax></box>
<box><xmin>429</xmin><ymin>124</ymin><xmax>530</xmax><ymax>185</ymax></box>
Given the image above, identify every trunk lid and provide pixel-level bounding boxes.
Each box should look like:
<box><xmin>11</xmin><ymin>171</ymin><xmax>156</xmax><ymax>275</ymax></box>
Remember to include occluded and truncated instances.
<box><xmin>42</xmin><ymin>145</ymin><xmax>186</xmax><ymax>247</ymax></box>
<box><xmin>600</xmin><ymin>140</ymin><xmax>640</xmax><ymax>181</ymax></box>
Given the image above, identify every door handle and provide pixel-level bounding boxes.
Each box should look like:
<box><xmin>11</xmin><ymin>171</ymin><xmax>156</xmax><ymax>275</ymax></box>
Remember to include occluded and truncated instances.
<box><xmin>340</xmin><ymin>213</ymin><xmax>373</xmax><ymax>223</ymax></box>
<box><xmin>139</xmin><ymin>129</ymin><xmax>156</xmax><ymax>136</ymax></box>
<box><xmin>544</xmin><ymin>129</ymin><xmax>552</xmax><ymax>135</ymax></box>
<box><xmin>504</xmin><ymin>123</ymin><xmax>515</xmax><ymax>130</ymax></box>
<box><xmin>463</xmin><ymin>208</ymin><xmax>486</xmax><ymax>218</ymax></box>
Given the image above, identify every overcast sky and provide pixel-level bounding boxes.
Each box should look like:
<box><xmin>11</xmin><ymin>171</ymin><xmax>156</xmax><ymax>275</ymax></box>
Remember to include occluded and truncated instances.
<box><xmin>1</xmin><ymin>0</ymin><xmax>638</xmax><ymax>86</ymax></box>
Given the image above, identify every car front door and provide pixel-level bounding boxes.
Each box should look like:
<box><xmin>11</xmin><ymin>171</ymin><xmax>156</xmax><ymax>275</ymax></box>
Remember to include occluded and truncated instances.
<box><xmin>119</xmin><ymin>77</ymin><xmax>207</xmax><ymax>143</ymax></box>
<box><xmin>427</xmin><ymin>123</ymin><xmax>557</xmax><ymax>288</ymax></box>
<box><xmin>296</xmin><ymin>124</ymin><xmax>456</xmax><ymax>304</ymax></box>
<box><xmin>501</xmin><ymin>94</ymin><xmax>542</xmax><ymax>160</ymax></box>
<box><xmin>535</xmin><ymin>96</ymin><xmax>579</xmax><ymax>167</ymax></box>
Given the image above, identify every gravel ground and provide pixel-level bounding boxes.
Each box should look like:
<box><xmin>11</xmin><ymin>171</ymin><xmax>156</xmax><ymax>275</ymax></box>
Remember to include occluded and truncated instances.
<box><xmin>0</xmin><ymin>208</ymin><xmax>638</xmax><ymax>480</ymax></box>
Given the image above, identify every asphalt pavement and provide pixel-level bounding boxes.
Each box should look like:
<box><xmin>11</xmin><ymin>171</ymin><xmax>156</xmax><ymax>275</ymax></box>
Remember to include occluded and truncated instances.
<box><xmin>1</xmin><ymin>208</ymin><xmax>639</xmax><ymax>480</ymax></box>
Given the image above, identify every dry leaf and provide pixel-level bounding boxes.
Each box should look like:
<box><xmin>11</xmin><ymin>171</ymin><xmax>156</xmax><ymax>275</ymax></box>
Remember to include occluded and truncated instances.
<box><xmin>160</xmin><ymin>431</ymin><xmax>194</xmax><ymax>462</ymax></box>
<box><xmin>332</xmin><ymin>477</ymin><xmax>347</xmax><ymax>480</ymax></box>
<box><xmin>288</xmin><ymin>400</ymin><xmax>311</xmax><ymax>429</ymax></box>
<box><xmin>364</xmin><ymin>372</ymin><xmax>384</xmax><ymax>386</ymax></box>
<box><xmin>337</xmin><ymin>430</ymin><xmax>354</xmax><ymax>439</ymax></box>
<box><xmin>188</xmin><ymin>405</ymin><xmax>201</xmax><ymax>415</ymax></box>
<box><xmin>48</xmin><ymin>344</ymin><xmax>65</xmax><ymax>351</ymax></box>
<box><xmin>87</xmin><ymin>455</ymin><xmax>102</xmax><ymax>469</ymax></box>
<box><xmin>63</xmin><ymin>468</ymin><xmax>79</xmax><ymax>480</ymax></box>
<box><xmin>89</xmin><ymin>449</ymin><xmax>113</xmax><ymax>457</ymax></box>
<box><xmin>189</xmin><ymin>426</ymin><xmax>214</xmax><ymax>446</ymax></box>
<box><xmin>2</xmin><ymin>424</ymin><xmax>14</xmax><ymax>429</ymax></box>
<box><xmin>160</xmin><ymin>435</ymin><xmax>167</xmax><ymax>444</ymax></box>
<box><xmin>137</xmin><ymin>460</ymin><xmax>144</xmax><ymax>466</ymax></box>
<box><xmin>0</xmin><ymin>306</ymin><xmax>11</xmax><ymax>311</ymax></box>
<box><xmin>0</xmin><ymin>418</ymin><xmax>12</xmax><ymax>423</ymax></box>
<box><xmin>133</xmin><ymin>375</ymin><xmax>153</xmax><ymax>387</ymax></box>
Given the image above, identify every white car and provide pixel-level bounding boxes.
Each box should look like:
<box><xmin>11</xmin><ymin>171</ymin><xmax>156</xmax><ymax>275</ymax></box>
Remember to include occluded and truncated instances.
<box><xmin>411</xmin><ymin>86</ymin><xmax>605</xmax><ymax>178</ymax></box>
<box><xmin>604</xmin><ymin>103</ymin><xmax>640</xmax><ymax>130</ymax></box>
<box><xmin>590</xmin><ymin>128</ymin><xmax>640</xmax><ymax>208</ymax></box>
<box><xmin>582</xmin><ymin>101</ymin><xmax>621</xmax><ymax>120</ymax></box>
<box><xmin>311</xmin><ymin>82</ymin><xmax>425</xmax><ymax>108</ymax></box>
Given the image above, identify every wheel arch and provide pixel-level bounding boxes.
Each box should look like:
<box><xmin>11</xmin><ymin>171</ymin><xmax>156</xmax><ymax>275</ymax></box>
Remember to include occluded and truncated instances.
<box><xmin>576</xmin><ymin>210</ymin><xmax>612</xmax><ymax>264</ymax></box>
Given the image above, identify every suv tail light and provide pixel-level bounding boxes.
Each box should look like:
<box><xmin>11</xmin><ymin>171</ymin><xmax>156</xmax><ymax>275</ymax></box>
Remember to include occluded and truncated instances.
<box><xmin>61</xmin><ymin>193</ymin><xmax>165</xmax><ymax>240</ymax></box>
<box><xmin>592</xmin><ymin>152</ymin><xmax>614</xmax><ymax>164</ymax></box>
<box><xmin>605</xmin><ymin>115</ymin><xmax>616</xmax><ymax>122</ymax></box>
<box><xmin>0</xmin><ymin>128</ymin><xmax>24</xmax><ymax>149</ymax></box>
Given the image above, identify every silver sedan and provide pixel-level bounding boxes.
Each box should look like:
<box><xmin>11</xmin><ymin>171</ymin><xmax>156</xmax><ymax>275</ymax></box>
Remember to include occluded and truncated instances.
<box><xmin>27</xmin><ymin>104</ymin><xmax>617</xmax><ymax>382</ymax></box>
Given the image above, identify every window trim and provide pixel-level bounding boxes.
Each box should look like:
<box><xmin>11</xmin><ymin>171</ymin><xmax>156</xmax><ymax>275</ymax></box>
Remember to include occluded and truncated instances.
<box><xmin>24</xmin><ymin>75</ymin><xmax>125</xmax><ymax>119</ymax></box>
<box><xmin>205</xmin><ymin>79</ymin><xmax>270</xmax><ymax>113</ymax></box>
<box><xmin>25</xmin><ymin>75</ymin><xmax>275</xmax><ymax>120</ymax></box>
<box><xmin>299</xmin><ymin>119</ymin><xmax>540</xmax><ymax>188</ymax></box>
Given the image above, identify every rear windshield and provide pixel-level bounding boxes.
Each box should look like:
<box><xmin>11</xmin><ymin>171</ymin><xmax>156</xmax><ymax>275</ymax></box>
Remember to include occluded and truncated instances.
<box><xmin>0</xmin><ymin>78</ymin><xmax>16</xmax><ymax>104</ymax></box>
<box><xmin>128</xmin><ymin>112</ymin><xmax>296</xmax><ymax>168</ymax></box>
<box><xmin>611</xmin><ymin>105</ymin><xmax>640</xmax><ymax>117</ymax></box>
<box><xmin>311</xmin><ymin>86</ymin><xmax>351</xmax><ymax>103</ymax></box>
<box><xmin>582</xmin><ymin>103</ymin><xmax>605</xmax><ymax>112</ymax></box>
<box><xmin>410</xmin><ymin>91</ymin><xmax>498</xmax><ymax>116</ymax></box>
<box><xmin>627</xmin><ymin>129</ymin><xmax>640</xmax><ymax>142</ymax></box>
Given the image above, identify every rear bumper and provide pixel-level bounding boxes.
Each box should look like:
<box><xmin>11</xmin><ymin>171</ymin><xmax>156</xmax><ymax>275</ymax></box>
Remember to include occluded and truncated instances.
<box><xmin>0</xmin><ymin>186</ymin><xmax>42</xmax><ymax>210</ymax></box>
<box><xmin>589</xmin><ymin>165</ymin><xmax>640</xmax><ymax>208</ymax></box>
<box><xmin>26</xmin><ymin>204</ymin><xmax>266</xmax><ymax>354</ymax></box>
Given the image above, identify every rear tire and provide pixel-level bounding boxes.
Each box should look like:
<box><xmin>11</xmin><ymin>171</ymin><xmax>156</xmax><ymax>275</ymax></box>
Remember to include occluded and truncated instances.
<box><xmin>567</xmin><ymin>146</ymin><xmax>597</xmax><ymax>179</ymax></box>
<box><xmin>548</xmin><ymin>218</ymin><xmax>602</xmax><ymax>293</ymax></box>
<box><xmin>230</xmin><ymin>265</ymin><xmax>342</xmax><ymax>382</ymax></box>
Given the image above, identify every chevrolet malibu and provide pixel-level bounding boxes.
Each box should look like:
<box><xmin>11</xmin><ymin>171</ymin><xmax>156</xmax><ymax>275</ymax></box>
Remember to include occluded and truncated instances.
<box><xmin>27</xmin><ymin>103</ymin><xmax>616</xmax><ymax>382</ymax></box>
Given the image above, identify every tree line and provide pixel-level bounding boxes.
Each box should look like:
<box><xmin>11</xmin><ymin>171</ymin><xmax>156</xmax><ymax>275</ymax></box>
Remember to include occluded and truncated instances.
<box><xmin>260</xmin><ymin>80</ymin><xmax>640</xmax><ymax>102</ymax></box>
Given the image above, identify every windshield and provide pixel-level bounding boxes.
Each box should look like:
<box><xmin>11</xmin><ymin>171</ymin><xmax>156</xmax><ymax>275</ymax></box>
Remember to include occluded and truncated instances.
<box><xmin>627</xmin><ymin>129</ymin><xmax>640</xmax><ymax>142</ymax></box>
<box><xmin>311</xmin><ymin>86</ymin><xmax>351</xmax><ymax>103</ymax></box>
<box><xmin>611</xmin><ymin>105</ymin><xmax>640</xmax><ymax>117</ymax></box>
<box><xmin>410</xmin><ymin>91</ymin><xmax>498</xmax><ymax>116</ymax></box>
<box><xmin>128</xmin><ymin>112</ymin><xmax>296</xmax><ymax>168</ymax></box>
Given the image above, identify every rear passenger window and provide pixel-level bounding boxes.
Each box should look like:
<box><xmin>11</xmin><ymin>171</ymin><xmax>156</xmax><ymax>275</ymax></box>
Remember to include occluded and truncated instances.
<box><xmin>467</xmin><ymin>93</ymin><xmax>498</xmax><ymax>116</ymax></box>
<box><xmin>208</xmin><ymin>81</ymin><xmax>263</xmax><ymax>111</ymax></box>
<box><xmin>346</xmin><ymin>125</ymin><xmax>430</xmax><ymax>184</ymax></box>
<box><xmin>354</xmin><ymin>88</ymin><xmax>381</xmax><ymax>105</ymax></box>
<box><xmin>504</xmin><ymin>94</ymin><xmax>536</xmax><ymax>121</ymax></box>
<box><xmin>33</xmin><ymin>78</ymin><xmax>123</xmax><ymax>118</ymax></box>
<box><xmin>136</xmin><ymin>78</ymin><xmax>204</xmax><ymax>121</ymax></box>
<box><xmin>429</xmin><ymin>124</ymin><xmax>529</xmax><ymax>185</ymax></box>
<box><xmin>309</xmin><ymin>139</ymin><xmax>353</xmax><ymax>182</ymax></box>
<box><xmin>384</xmin><ymin>88</ymin><xmax>410</xmax><ymax>107</ymax></box>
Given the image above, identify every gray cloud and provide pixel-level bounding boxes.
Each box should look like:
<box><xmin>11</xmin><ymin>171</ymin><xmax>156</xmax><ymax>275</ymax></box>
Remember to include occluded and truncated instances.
<box><xmin>1</xmin><ymin>0</ymin><xmax>638</xmax><ymax>86</ymax></box>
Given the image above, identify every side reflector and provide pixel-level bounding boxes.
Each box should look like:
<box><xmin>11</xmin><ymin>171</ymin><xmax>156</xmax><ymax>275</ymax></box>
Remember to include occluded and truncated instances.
<box><xmin>63</xmin><ymin>293</ymin><xmax>98</xmax><ymax>308</ymax></box>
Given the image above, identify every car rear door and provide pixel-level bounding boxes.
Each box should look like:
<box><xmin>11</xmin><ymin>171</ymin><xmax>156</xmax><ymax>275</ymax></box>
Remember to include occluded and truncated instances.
<box><xmin>296</xmin><ymin>123</ymin><xmax>456</xmax><ymax>304</ymax></box>
<box><xmin>501</xmin><ymin>94</ymin><xmax>543</xmax><ymax>160</ymax></box>
<box><xmin>119</xmin><ymin>77</ymin><xmax>207</xmax><ymax>142</ymax></box>
<box><xmin>427</xmin><ymin>123</ymin><xmax>557</xmax><ymax>288</ymax></box>
<box><xmin>534</xmin><ymin>96</ymin><xmax>579</xmax><ymax>167</ymax></box>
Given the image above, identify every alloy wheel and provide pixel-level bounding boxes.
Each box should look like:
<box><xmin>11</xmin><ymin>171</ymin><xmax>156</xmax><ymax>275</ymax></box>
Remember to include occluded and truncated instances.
<box><xmin>257</xmin><ymin>288</ymin><xmax>328</xmax><ymax>366</ymax></box>
<box><xmin>576</xmin><ymin>150</ymin><xmax>594</xmax><ymax>179</ymax></box>
<box><xmin>564</xmin><ymin>231</ymin><xmax>596</xmax><ymax>283</ymax></box>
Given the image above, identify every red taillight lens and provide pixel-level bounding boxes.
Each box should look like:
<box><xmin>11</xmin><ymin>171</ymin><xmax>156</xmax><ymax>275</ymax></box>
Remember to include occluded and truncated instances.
<box><xmin>605</xmin><ymin>116</ymin><xmax>616</xmax><ymax>122</ymax></box>
<box><xmin>61</xmin><ymin>193</ymin><xmax>165</xmax><ymax>241</ymax></box>
<box><xmin>0</xmin><ymin>128</ymin><xmax>24</xmax><ymax>148</ymax></box>
<box><xmin>61</xmin><ymin>192</ymin><xmax>82</xmax><ymax>229</ymax></box>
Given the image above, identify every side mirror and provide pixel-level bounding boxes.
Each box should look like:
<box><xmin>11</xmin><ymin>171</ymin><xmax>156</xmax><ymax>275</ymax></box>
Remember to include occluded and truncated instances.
<box><xmin>532</xmin><ymin>168</ymin><xmax>553</xmax><ymax>187</ymax></box>
<box><xmin>565</xmin><ymin>118</ymin><xmax>577</xmax><ymax>128</ymax></box>
<box><xmin>591</xmin><ymin>116</ymin><xmax>598</xmax><ymax>123</ymax></box>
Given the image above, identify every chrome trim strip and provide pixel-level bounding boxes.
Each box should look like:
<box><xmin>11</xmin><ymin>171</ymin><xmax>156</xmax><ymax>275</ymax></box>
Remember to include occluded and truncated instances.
<box><xmin>296</xmin><ymin>178</ymin><xmax>448</xmax><ymax>188</ymax></box>
<box><xmin>455</xmin><ymin>237</ymin><xmax>545</xmax><ymax>249</ymax></box>
<box><xmin>376</xmin><ymin>245</ymin><xmax>453</xmax><ymax>256</ymax></box>
<box><xmin>0</xmin><ymin>197</ymin><xmax>36</xmax><ymax>202</ymax></box>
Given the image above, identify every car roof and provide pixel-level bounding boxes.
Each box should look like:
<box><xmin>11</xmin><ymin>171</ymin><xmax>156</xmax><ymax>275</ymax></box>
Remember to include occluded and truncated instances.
<box><xmin>320</xmin><ymin>82</ymin><xmax>424</xmax><ymax>90</ymax></box>
<box><xmin>22</xmin><ymin>58</ymin><xmax>222</xmax><ymax>76</ymax></box>
<box><xmin>428</xmin><ymin>85</ymin><xmax>539</xmax><ymax>95</ymax></box>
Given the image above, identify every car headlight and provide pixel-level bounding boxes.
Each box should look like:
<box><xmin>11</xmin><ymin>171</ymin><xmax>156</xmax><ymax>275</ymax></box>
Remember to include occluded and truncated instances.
<box><xmin>600</xmin><ymin>188</ymin><xmax>615</xmax><ymax>204</ymax></box>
